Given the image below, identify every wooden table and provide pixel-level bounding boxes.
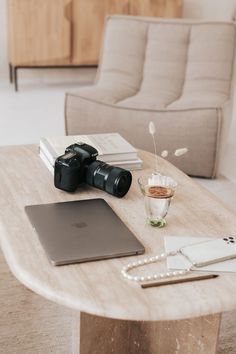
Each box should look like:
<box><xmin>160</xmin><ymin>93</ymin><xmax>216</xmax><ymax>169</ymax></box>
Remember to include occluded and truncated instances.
<box><xmin>1</xmin><ymin>145</ymin><xmax>236</xmax><ymax>354</ymax></box>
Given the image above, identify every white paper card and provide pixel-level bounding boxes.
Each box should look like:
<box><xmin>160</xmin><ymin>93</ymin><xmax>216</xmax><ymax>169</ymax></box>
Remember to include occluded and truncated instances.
<box><xmin>165</xmin><ymin>236</ymin><xmax>236</xmax><ymax>273</ymax></box>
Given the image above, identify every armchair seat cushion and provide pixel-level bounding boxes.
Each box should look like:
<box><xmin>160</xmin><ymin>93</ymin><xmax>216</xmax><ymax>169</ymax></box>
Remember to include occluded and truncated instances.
<box><xmin>67</xmin><ymin>85</ymin><xmax>227</xmax><ymax>111</ymax></box>
<box><xmin>66</xmin><ymin>92</ymin><xmax>220</xmax><ymax>178</ymax></box>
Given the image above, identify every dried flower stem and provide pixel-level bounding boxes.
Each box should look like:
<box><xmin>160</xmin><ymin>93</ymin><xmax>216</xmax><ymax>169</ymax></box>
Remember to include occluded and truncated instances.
<box><xmin>148</xmin><ymin>121</ymin><xmax>188</xmax><ymax>173</ymax></box>
<box><xmin>149</xmin><ymin>121</ymin><xmax>158</xmax><ymax>172</ymax></box>
<box><xmin>152</xmin><ymin>134</ymin><xmax>158</xmax><ymax>173</ymax></box>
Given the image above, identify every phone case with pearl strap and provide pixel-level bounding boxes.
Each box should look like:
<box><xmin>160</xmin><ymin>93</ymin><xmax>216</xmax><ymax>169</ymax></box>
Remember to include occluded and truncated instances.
<box><xmin>180</xmin><ymin>237</ymin><xmax>236</xmax><ymax>268</ymax></box>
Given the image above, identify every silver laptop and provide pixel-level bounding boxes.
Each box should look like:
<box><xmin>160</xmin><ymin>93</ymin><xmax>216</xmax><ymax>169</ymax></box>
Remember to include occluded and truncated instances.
<box><xmin>25</xmin><ymin>198</ymin><xmax>145</xmax><ymax>266</ymax></box>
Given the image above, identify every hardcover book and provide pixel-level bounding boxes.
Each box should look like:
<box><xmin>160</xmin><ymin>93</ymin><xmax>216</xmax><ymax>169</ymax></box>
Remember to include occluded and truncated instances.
<box><xmin>39</xmin><ymin>133</ymin><xmax>142</xmax><ymax>172</ymax></box>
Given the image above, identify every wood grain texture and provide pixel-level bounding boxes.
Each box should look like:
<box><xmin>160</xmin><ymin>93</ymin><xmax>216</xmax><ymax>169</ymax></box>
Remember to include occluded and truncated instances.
<box><xmin>78</xmin><ymin>312</ymin><xmax>221</xmax><ymax>354</ymax></box>
<box><xmin>1</xmin><ymin>145</ymin><xmax>236</xmax><ymax>321</ymax></box>
<box><xmin>8</xmin><ymin>0</ymin><xmax>182</xmax><ymax>67</ymax></box>
<box><xmin>8</xmin><ymin>0</ymin><xmax>72</xmax><ymax>66</ymax></box>
<box><xmin>71</xmin><ymin>0</ymin><xmax>129</xmax><ymax>65</ymax></box>
<box><xmin>129</xmin><ymin>0</ymin><xmax>182</xmax><ymax>18</ymax></box>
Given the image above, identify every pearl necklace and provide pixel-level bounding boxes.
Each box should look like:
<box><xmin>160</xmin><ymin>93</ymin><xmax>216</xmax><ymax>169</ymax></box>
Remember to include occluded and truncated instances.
<box><xmin>121</xmin><ymin>251</ymin><xmax>191</xmax><ymax>282</ymax></box>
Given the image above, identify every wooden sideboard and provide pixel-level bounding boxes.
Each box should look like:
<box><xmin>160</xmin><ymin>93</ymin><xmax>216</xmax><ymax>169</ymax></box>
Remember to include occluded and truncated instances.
<box><xmin>8</xmin><ymin>0</ymin><xmax>182</xmax><ymax>90</ymax></box>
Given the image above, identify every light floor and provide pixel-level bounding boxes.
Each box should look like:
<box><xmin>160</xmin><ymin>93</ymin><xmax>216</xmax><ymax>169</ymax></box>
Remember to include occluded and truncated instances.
<box><xmin>0</xmin><ymin>70</ymin><xmax>236</xmax><ymax>353</ymax></box>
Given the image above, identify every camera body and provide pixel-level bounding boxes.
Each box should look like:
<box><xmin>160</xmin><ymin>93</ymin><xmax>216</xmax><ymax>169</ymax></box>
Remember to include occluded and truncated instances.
<box><xmin>54</xmin><ymin>142</ymin><xmax>98</xmax><ymax>192</ymax></box>
<box><xmin>54</xmin><ymin>142</ymin><xmax>132</xmax><ymax>198</ymax></box>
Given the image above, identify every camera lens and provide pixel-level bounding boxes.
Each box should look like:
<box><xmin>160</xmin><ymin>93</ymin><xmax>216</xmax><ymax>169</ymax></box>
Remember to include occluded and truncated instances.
<box><xmin>86</xmin><ymin>161</ymin><xmax>132</xmax><ymax>198</ymax></box>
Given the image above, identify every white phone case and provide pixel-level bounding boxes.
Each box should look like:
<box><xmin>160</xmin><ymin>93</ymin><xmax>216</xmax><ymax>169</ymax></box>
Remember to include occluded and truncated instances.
<box><xmin>180</xmin><ymin>236</ymin><xmax>236</xmax><ymax>267</ymax></box>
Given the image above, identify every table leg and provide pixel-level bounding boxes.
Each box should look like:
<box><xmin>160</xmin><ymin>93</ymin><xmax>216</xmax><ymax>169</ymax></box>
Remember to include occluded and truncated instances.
<box><xmin>74</xmin><ymin>312</ymin><xmax>221</xmax><ymax>354</ymax></box>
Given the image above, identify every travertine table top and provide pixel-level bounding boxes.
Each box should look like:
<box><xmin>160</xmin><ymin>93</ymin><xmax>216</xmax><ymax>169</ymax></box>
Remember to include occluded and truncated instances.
<box><xmin>0</xmin><ymin>145</ymin><xmax>236</xmax><ymax>321</ymax></box>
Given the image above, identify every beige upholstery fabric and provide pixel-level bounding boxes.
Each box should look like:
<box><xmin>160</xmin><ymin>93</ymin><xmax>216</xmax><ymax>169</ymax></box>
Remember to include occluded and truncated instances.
<box><xmin>65</xmin><ymin>16</ymin><xmax>236</xmax><ymax>177</ymax></box>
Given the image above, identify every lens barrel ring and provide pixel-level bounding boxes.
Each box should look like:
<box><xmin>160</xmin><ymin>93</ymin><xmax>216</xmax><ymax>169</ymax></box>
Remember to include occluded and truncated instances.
<box><xmin>105</xmin><ymin>168</ymin><xmax>132</xmax><ymax>198</ymax></box>
<box><xmin>86</xmin><ymin>160</ymin><xmax>132</xmax><ymax>198</ymax></box>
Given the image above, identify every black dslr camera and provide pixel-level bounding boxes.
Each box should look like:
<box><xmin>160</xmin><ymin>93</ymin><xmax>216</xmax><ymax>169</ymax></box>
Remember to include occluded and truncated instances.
<box><xmin>54</xmin><ymin>142</ymin><xmax>132</xmax><ymax>198</ymax></box>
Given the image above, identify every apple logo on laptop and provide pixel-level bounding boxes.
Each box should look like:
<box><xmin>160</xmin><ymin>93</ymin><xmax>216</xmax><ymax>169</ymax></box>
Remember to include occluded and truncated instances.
<box><xmin>72</xmin><ymin>221</ymin><xmax>88</xmax><ymax>229</ymax></box>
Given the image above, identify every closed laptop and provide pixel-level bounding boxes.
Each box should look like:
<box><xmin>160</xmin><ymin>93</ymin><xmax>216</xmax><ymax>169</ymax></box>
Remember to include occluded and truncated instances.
<box><xmin>25</xmin><ymin>198</ymin><xmax>145</xmax><ymax>266</ymax></box>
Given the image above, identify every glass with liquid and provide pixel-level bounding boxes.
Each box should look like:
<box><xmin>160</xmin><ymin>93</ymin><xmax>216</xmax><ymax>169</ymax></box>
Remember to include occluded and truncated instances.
<box><xmin>138</xmin><ymin>173</ymin><xmax>177</xmax><ymax>227</ymax></box>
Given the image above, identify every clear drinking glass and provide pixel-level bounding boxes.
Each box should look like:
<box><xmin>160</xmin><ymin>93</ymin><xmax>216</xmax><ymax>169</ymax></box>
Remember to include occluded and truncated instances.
<box><xmin>138</xmin><ymin>173</ymin><xmax>177</xmax><ymax>228</ymax></box>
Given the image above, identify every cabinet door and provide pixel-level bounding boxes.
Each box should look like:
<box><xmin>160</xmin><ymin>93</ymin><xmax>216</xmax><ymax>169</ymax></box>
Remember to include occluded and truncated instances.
<box><xmin>8</xmin><ymin>0</ymin><xmax>72</xmax><ymax>66</ymax></box>
<box><xmin>72</xmin><ymin>0</ymin><xmax>129</xmax><ymax>65</ymax></box>
<box><xmin>129</xmin><ymin>0</ymin><xmax>182</xmax><ymax>18</ymax></box>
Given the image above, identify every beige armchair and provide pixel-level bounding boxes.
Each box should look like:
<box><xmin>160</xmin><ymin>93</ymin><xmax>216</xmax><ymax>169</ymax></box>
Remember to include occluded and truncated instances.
<box><xmin>65</xmin><ymin>16</ymin><xmax>236</xmax><ymax>178</ymax></box>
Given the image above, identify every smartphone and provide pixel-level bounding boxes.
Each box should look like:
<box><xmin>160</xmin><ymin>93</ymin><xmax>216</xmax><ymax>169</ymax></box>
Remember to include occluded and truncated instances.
<box><xmin>180</xmin><ymin>236</ymin><xmax>236</xmax><ymax>267</ymax></box>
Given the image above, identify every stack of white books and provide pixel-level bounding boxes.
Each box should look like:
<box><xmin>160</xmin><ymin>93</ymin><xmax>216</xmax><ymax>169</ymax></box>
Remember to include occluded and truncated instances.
<box><xmin>39</xmin><ymin>133</ymin><xmax>142</xmax><ymax>174</ymax></box>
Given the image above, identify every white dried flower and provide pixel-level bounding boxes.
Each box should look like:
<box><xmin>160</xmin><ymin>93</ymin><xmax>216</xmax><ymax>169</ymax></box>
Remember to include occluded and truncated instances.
<box><xmin>174</xmin><ymin>148</ymin><xmax>188</xmax><ymax>157</ymax></box>
<box><xmin>161</xmin><ymin>150</ymin><xmax>168</xmax><ymax>158</ymax></box>
<box><xmin>148</xmin><ymin>121</ymin><xmax>158</xmax><ymax>172</ymax></box>
<box><xmin>149</xmin><ymin>121</ymin><xmax>156</xmax><ymax>135</ymax></box>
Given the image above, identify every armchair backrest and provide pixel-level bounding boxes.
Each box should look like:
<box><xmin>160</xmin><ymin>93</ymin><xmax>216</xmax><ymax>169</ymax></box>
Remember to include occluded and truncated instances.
<box><xmin>97</xmin><ymin>16</ymin><xmax>236</xmax><ymax>110</ymax></box>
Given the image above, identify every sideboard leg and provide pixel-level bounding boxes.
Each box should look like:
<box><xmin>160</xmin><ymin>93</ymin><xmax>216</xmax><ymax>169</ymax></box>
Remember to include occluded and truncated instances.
<box><xmin>9</xmin><ymin>64</ymin><xmax>13</xmax><ymax>84</ymax></box>
<box><xmin>14</xmin><ymin>67</ymin><xmax>18</xmax><ymax>91</ymax></box>
<box><xmin>74</xmin><ymin>312</ymin><xmax>221</xmax><ymax>354</ymax></box>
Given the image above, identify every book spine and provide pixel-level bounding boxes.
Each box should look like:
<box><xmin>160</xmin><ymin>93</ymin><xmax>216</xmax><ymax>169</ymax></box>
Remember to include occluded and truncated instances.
<box><xmin>39</xmin><ymin>139</ymin><xmax>58</xmax><ymax>166</ymax></box>
<box><xmin>108</xmin><ymin>161</ymin><xmax>142</xmax><ymax>171</ymax></box>
<box><xmin>39</xmin><ymin>150</ymin><xmax>54</xmax><ymax>175</ymax></box>
<box><xmin>99</xmin><ymin>153</ymin><xmax>138</xmax><ymax>162</ymax></box>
